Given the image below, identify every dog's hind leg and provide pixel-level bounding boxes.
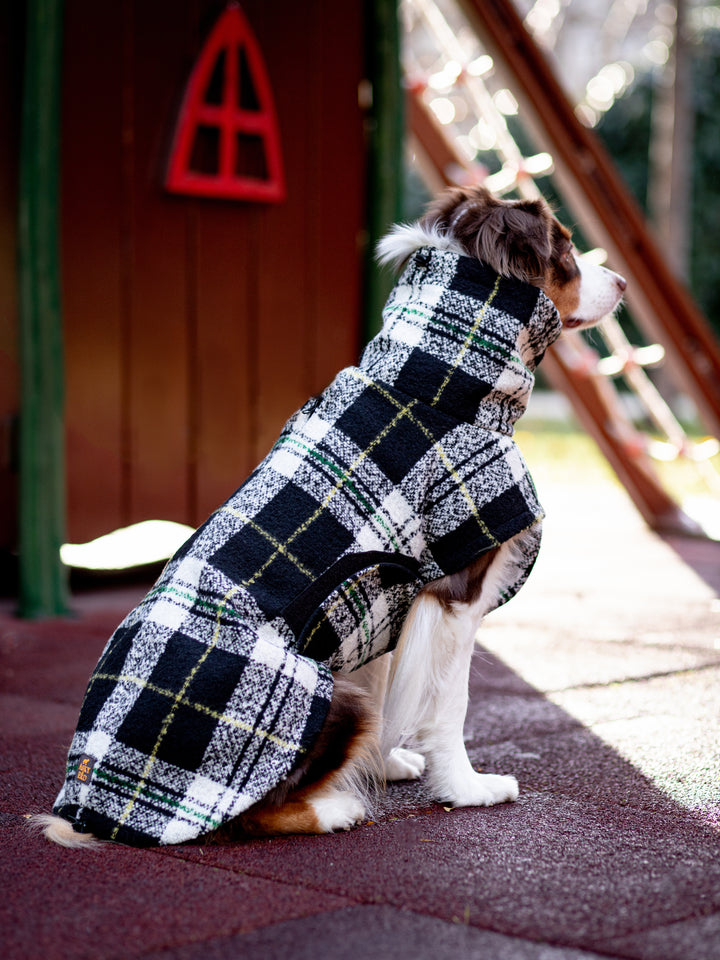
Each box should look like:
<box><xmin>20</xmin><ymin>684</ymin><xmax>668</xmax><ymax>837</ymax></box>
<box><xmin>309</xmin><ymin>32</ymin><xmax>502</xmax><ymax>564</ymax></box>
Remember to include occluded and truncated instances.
<box><xmin>231</xmin><ymin>675</ymin><xmax>380</xmax><ymax>836</ymax></box>
<box><xmin>382</xmin><ymin>542</ymin><xmax>521</xmax><ymax>808</ymax></box>
<box><xmin>347</xmin><ymin>655</ymin><xmax>426</xmax><ymax>783</ymax></box>
<box><xmin>235</xmin><ymin>782</ymin><xmax>367</xmax><ymax>836</ymax></box>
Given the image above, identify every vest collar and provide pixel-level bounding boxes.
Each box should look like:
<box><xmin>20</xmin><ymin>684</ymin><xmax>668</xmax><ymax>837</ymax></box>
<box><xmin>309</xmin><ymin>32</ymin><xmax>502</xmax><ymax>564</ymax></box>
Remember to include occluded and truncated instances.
<box><xmin>361</xmin><ymin>246</ymin><xmax>562</xmax><ymax>435</ymax></box>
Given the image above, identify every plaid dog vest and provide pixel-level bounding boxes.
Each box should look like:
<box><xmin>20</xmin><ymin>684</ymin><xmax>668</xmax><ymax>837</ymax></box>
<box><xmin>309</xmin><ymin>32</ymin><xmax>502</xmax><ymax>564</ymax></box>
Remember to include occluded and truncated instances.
<box><xmin>53</xmin><ymin>247</ymin><xmax>562</xmax><ymax>845</ymax></box>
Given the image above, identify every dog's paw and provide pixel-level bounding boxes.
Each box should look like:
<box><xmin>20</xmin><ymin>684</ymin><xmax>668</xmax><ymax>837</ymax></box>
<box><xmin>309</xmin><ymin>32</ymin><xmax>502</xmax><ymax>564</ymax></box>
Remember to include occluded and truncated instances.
<box><xmin>385</xmin><ymin>747</ymin><xmax>426</xmax><ymax>782</ymax></box>
<box><xmin>310</xmin><ymin>790</ymin><xmax>366</xmax><ymax>832</ymax></box>
<box><xmin>439</xmin><ymin>772</ymin><xmax>519</xmax><ymax>808</ymax></box>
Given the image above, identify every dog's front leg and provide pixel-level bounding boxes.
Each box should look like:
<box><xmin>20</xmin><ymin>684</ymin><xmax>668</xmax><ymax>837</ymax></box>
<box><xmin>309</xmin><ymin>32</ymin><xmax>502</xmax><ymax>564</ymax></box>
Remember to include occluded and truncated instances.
<box><xmin>382</xmin><ymin>545</ymin><xmax>520</xmax><ymax>808</ymax></box>
<box><xmin>414</xmin><ymin>594</ymin><xmax>518</xmax><ymax>807</ymax></box>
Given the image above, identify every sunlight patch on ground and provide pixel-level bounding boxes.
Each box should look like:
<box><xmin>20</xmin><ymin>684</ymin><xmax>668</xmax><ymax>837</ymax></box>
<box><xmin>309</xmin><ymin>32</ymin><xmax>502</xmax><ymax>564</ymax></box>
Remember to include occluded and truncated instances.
<box><xmin>61</xmin><ymin>520</ymin><xmax>195</xmax><ymax>570</ymax></box>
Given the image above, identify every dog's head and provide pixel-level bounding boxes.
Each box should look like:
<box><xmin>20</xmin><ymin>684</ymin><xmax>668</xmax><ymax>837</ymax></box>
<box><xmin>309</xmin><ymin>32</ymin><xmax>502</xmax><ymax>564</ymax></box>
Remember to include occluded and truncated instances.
<box><xmin>378</xmin><ymin>185</ymin><xmax>626</xmax><ymax>330</ymax></box>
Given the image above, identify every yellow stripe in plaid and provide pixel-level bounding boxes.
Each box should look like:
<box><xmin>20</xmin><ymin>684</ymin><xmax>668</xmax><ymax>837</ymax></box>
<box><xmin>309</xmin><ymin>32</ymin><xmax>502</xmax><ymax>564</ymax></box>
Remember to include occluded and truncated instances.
<box><xmin>348</xmin><ymin>369</ymin><xmax>498</xmax><ymax>548</ymax></box>
<box><xmin>91</xmin><ymin>671</ymin><xmax>304</xmax><ymax>753</ymax></box>
<box><xmin>110</xmin><ymin>397</ymin><xmax>422</xmax><ymax>837</ymax></box>
<box><xmin>220</xmin><ymin>505</ymin><xmax>315</xmax><ymax>580</ymax></box>
<box><xmin>431</xmin><ymin>274</ymin><xmax>502</xmax><ymax>407</ymax></box>
<box><xmin>300</xmin><ymin>564</ymin><xmax>380</xmax><ymax>656</ymax></box>
<box><xmin>343</xmin><ymin>276</ymin><xmax>502</xmax><ymax>549</ymax></box>
<box><xmin>247</xmin><ymin>394</ymin><xmax>423</xmax><ymax>577</ymax></box>
<box><xmin>111</xmin><ymin>582</ymin><xmax>244</xmax><ymax>840</ymax></box>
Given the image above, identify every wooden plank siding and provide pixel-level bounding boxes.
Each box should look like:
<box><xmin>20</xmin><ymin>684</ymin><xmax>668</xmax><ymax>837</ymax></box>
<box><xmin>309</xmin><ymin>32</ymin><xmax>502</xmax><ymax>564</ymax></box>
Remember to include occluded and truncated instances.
<box><xmin>59</xmin><ymin>0</ymin><xmax>367</xmax><ymax>544</ymax></box>
<box><xmin>62</xmin><ymin>0</ymin><xmax>127</xmax><ymax>543</ymax></box>
<box><xmin>0</xmin><ymin>4</ymin><xmax>24</xmax><ymax>553</ymax></box>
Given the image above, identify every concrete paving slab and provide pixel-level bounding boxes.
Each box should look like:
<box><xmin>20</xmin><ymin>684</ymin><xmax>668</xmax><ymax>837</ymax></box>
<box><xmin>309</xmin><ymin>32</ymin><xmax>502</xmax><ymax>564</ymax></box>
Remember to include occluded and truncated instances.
<box><xmin>462</xmin><ymin>685</ymin><xmax>584</xmax><ymax>745</ymax></box>
<box><xmin>598</xmin><ymin>911</ymin><xmax>720</xmax><ymax>960</ymax></box>
<box><xmin>161</xmin><ymin>792</ymin><xmax>720</xmax><ymax>950</ymax></box>
<box><xmin>664</xmin><ymin>534</ymin><xmax>720</xmax><ymax>595</ymax></box>
<box><xmin>2</xmin><ymin>480</ymin><xmax>719</xmax><ymax>960</ymax></box>
<box><xmin>142</xmin><ymin>904</ymin><xmax>618</xmax><ymax>960</ymax></box>
<box><xmin>489</xmin><ymin>481</ymin><xmax>720</xmax><ymax>647</ymax></box>
<box><xmin>548</xmin><ymin>667</ymin><xmax>720</xmax><ymax>812</ymax></box>
<box><xmin>472</xmin><ymin>729</ymin><xmax>686</xmax><ymax>816</ymax></box>
<box><xmin>2</xmin><ymin>829</ymin><xmax>353</xmax><ymax>960</ymax></box>
<box><xmin>466</xmin><ymin>668</ymin><xmax>720</xmax><ymax>820</ymax></box>
<box><xmin>477</xmin><ymin>624</ymin><xmax>720</xmax><ymax>693</ymax></box>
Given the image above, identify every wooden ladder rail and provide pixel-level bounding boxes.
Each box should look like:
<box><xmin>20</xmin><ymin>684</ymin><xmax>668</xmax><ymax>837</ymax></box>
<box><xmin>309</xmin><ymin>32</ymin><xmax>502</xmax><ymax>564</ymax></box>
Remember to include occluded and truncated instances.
<box><xmin>407</xmin><ymin>86</ymin><xmax>697</xmax><ymax>532</ymax></box>
<box><xmin>456</xmin><ymin>0</ymin><xmax>720</xmax><ymax>441</ymax></box>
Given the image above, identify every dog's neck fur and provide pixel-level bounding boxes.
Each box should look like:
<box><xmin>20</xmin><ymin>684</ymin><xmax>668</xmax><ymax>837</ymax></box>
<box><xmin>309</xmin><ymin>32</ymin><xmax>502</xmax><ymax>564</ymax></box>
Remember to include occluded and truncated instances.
<box><xmin>364</xmin><ymin>236</ymin><xmax>562</xmax><ymax>437</ymax></box>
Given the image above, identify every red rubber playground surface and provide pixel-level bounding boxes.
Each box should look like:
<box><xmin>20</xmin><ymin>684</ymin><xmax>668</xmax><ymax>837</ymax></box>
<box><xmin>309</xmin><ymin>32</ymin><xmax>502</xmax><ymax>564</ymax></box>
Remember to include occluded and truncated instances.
<box><xmin>3</xmin><ymin>481</ymin><xmax>720</xmax><ymax>960</ymax></box>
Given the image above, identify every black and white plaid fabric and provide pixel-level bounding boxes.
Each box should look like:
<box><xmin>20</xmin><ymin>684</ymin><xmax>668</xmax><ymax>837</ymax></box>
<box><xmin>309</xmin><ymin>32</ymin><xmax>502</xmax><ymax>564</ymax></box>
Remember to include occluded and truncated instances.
<box><xmin>53</xmin><ymin>247</ymin><xmax>562</xmax><ymax>845</ymax></box>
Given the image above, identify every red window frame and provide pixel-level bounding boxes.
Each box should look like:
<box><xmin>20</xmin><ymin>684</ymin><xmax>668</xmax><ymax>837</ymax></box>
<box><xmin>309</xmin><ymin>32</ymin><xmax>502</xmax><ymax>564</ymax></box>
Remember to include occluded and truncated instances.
<box><xmin>165</xmin><ymin>3</ymin><xmax>286</xmax><ymax>203</ymax></box>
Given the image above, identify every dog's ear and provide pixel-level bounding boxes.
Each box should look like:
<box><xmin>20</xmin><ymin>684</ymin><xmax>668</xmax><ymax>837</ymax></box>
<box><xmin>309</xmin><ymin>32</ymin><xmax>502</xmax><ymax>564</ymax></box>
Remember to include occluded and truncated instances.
<box><xmin>422</xmin><ymin>188</ymin><xmax>554</xmax><ymax>283</ymax></box>
<box><xmin>472</xmin><ymin>200</ymin><xmax>553</xmax><ymax>282</ymax></box>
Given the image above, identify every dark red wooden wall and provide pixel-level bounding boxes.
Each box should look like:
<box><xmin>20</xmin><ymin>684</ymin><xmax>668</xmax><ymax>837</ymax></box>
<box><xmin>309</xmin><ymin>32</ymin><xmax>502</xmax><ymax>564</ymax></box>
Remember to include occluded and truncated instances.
<box><xmin>1</xmin><ymin>0</ymin><xmax>368</xmax><ymax>552</ymax></box>
<box><xmin>0</xmin><ymin>4</ymin><xmax>23</xmax><ymax>554</ymax></box>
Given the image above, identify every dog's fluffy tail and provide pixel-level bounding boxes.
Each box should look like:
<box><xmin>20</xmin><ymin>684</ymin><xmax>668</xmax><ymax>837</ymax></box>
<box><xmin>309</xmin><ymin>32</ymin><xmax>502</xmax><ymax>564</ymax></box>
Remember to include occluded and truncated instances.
<box><xmin>27</xmin><ymin>813</ymin><xmax>100</xmax><ymax>849</ymax></box>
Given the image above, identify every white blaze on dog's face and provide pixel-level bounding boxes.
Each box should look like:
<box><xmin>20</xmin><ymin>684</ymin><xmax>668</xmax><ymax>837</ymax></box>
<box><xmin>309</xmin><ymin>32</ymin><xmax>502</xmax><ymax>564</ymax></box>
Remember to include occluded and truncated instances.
<box><xmin>563</xmin><ymin>256</ymin><xmax>627</xmax><ymax>329</ymax></box>
<box><xmin>531</xmin><ymin>221</ymin><xmax>627</xmax><ymax>330</ymax></box>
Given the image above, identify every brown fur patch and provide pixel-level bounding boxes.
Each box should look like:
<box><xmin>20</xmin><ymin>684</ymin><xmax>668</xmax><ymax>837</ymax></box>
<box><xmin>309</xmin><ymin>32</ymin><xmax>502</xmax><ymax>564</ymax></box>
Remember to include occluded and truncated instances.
<box><xmin>217</xmin><ymin>676</ymin><xmax>378</xmax><ymax>839</ymax></box>
<box><xmin>422</xmin><ymin>186</ymin><xmax>554</xmax><ymax>283</ymax></box>
<box><xmin>422</xmin><ymin>547</ymin><xmax>500</xmax><ymax>610</ymax></box>
<box><xmin>538</xmin><ymin>221</ymin><xmax>582</xmax><ymax>321</ymax></box>
<box><xmin>422</xmin><ymin>184</ymin><xmax>583</xmax><ymax>321</ymax></box>
<box><xmin>232</xmin><ymin>784</ymin><xmax>325</xmax><ymax>835</ymax></box>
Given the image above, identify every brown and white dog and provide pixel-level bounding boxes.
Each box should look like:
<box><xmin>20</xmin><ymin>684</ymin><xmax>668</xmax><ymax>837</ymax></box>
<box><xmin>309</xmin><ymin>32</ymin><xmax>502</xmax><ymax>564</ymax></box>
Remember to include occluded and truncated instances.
<box><xmin>33</xmin><ymin>186</ymin><xmax>625</xmax><ymax>847</ymax></box>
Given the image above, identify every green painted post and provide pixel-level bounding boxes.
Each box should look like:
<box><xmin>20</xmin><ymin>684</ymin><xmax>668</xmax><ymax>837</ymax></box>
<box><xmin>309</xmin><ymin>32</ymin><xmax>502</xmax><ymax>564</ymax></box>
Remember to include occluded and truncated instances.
<box><xmin>17</xmin><ymin>0</ymin><xmax>69</xmax><ymax>617</ymax></box>
<box><xmin>363</xmin><ymin>0</ymin><xmax>405</xmax><ymax>342</ymax></box>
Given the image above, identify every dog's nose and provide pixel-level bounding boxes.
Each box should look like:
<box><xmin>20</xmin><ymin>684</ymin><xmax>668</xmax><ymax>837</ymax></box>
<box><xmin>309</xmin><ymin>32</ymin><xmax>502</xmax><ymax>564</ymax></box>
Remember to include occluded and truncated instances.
<box><xmin>616</xmin><ymin>274</ymin><xmax>627</xmax><ymax>292</ymax></box>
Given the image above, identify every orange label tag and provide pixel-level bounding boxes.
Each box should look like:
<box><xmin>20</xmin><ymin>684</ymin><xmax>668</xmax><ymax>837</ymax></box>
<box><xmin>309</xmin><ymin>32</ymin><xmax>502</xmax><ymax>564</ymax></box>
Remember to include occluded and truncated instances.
<box><xmin>76</xmin><ymin>755</ymin><xmax>96</xmax><ymax>783</ymax></box>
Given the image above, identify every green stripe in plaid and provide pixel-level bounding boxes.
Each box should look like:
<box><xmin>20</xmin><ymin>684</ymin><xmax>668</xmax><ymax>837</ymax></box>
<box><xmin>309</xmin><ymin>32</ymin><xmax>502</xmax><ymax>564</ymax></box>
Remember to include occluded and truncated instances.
<box><xmin>53</xmin><ymin>246</ymin><xmax>561</xmax><ymax>846</ymax></box>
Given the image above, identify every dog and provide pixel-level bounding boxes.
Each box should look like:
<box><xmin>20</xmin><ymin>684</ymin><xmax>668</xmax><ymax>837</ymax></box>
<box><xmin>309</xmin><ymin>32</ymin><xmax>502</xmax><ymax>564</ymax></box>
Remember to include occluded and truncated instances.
<box><xmin>31</xmin><ymin>186</ymin><xmax>626</xmax><ymax>848</ymax></box>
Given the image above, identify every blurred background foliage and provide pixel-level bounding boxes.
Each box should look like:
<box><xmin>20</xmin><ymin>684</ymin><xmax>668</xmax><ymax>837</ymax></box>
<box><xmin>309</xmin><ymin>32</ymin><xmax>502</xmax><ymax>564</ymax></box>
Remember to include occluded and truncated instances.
<box><xmin>597</xmin><ymin>25</ymin><xmax>720</xmax><ymax>336</ymax></box>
